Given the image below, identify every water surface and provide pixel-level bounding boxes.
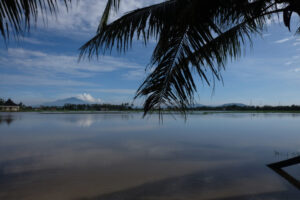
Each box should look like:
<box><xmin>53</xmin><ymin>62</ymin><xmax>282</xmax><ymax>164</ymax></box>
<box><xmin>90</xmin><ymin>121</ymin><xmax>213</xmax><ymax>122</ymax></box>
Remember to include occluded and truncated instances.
<box><xmin>0</xmin><ymin>112</ymin><xmax>300</xmax><ymax>200</ymax></box>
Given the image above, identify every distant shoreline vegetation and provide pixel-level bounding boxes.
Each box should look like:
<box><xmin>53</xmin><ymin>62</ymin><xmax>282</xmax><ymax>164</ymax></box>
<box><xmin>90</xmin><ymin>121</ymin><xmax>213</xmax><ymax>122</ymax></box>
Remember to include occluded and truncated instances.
<box><xmin>188</xmin><ymin>105</ymin><xmax>300</xmax><ymax>112</ymax></box>
<box><xmin>2</xmin><ymin>98</ymin><xmax>300</xmax><ymax>113</ymax></box>
<box><xmin>0</xmin><ymin>98</ymin><xmax>136</xmax><ymax>112</ymax></box>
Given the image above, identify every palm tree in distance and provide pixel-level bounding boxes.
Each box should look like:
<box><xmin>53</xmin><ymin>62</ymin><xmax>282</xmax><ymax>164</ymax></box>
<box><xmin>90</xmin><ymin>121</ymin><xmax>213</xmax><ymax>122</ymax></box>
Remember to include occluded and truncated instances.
<box><xmin>79</xmin><ymin>0</ymin><xmax>300</xmax><ymax>115</ymax></box>
<box><xmin>0</xmin><ymin>0</ymin><xmax>71</xmax><ymax>40</ymax></box>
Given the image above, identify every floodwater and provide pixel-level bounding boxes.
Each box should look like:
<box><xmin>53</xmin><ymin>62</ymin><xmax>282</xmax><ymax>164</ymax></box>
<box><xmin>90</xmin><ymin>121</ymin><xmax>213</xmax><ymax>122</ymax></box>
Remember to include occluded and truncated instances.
<box><xmin>0</xmin><ymin>112</ymin><xmax>300</xmax><ymax>200</ymax></box>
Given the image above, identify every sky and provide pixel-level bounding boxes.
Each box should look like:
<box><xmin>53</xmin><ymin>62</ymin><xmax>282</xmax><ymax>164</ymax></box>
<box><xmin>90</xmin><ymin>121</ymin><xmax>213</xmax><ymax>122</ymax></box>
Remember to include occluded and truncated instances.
<box><xmin>1</xmin><ymin>0</ymin><xmax>300</xmax><ymax>106</ymax></box>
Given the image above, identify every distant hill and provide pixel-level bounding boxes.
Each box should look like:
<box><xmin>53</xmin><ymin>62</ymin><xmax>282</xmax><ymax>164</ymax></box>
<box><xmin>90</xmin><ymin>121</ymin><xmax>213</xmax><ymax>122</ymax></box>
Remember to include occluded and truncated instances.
<box><xmin>41</xmin><ymin>99</ymin><xmax>248</xmax><ymax>108</ymax></box>
<box><xmin>191</xmin><ymin>103</ymin><xmax>247</xmax><ymax>108</ymax></box>
<box><xmin>219</xmin><ymin>103</ymin><xmax>247</xmax><ymax>107</ymax></box>
<box><xmin>190</xmin><ymin>103</ymin><xmax>206</xmax><ymax>108</ymax></box>
<box><xmin>42</xmin><ymin>97</ymin><xmax>90</xmax><ymax>107</ymax></box>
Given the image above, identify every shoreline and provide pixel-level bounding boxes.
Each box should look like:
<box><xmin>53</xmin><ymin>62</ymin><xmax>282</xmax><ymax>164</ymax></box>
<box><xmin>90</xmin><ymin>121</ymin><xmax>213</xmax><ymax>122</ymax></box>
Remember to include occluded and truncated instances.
<box><xmin>2</xmin><ymin>110</ymin><xmax>300</xmax><ymax>114</ymax></box>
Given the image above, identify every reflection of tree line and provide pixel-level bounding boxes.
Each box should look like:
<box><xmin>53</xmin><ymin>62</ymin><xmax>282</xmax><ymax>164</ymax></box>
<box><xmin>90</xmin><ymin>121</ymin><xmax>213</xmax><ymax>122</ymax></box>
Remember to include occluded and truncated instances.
<box><xmin>0</xmin><ymin>115</ymin><xmax>14</xmax><ymax>125</ymax></box>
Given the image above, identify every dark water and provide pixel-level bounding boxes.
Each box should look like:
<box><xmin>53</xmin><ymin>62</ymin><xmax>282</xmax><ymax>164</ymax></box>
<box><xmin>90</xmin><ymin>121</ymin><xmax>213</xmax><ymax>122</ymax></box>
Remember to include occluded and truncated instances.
<box><xmin>0</xmin><ymin>112</ymin><xmax>300</xmax><ymax>200</ymax></box>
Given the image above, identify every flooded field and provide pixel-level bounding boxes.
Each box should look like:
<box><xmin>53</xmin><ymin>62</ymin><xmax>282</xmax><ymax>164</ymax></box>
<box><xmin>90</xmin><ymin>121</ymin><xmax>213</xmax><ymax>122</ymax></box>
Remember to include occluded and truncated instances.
<box><xmin>0</xmin><ymin>112</ymin><xmax>300</xmax><ymax>200</ymax></box>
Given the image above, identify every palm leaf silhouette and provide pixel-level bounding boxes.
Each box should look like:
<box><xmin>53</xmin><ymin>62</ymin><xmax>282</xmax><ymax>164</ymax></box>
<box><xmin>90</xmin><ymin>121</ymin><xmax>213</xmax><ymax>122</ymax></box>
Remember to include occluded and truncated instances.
<box><xmin>0</xmin><ymin>0</ymin><xmax>71</xmax><ymax>40</ymax></box>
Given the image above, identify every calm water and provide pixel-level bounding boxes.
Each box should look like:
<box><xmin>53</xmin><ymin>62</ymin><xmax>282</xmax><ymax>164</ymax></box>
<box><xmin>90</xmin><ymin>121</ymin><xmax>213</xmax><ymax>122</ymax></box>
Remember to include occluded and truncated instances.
<box><xmin>0</xmin><ymin>112</ymin><xmax>300</xmax><ymax>200</ymax></box>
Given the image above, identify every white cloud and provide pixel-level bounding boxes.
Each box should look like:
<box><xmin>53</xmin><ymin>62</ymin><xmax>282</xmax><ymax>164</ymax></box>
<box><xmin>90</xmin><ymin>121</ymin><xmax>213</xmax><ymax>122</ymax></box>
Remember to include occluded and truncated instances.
<box><xmin>293</xmin><ymin>42</ymin><xmax>300</xmax><ymax>46</ymax></box>
<box><xmin>87</xmin><ymin>89</ymin><xmax>136</xmax><ymax>94</ymax></box>
<box><xmin>285</xmin><ymin>61</ymin><xmax>293</xmax><ymax>66</ymax></box>
<box><xmin>8</xmin><ymin>48</ymin><xmax>47</xmax><ymax>57</ymax></box>
<box><xmin>0</xmin><ymin>74</ymin><xmax>93</xmax><ymax>87</ymax></box>
<box><xmin>77</xmin><ymin>93</ymin><xmax>101</xmax><ymax>103</ymax></box>
<box><xmin>0</xmin><ymin>48</ymin><xmax>142</xmax><ymax>78</ymax></box>
<box><xmin>262</xmin><ymin>33</ymin><xmax>271</xmax><ymax>37</ymax></box>
<box><xmin>122</xmin><ymin>69</ymin><xmax>146</xmax><ymax>80</ymax></box>
<box><xmin>21</xmin><ymin>37</ymin><xmax>54</xmax><ymax>46</ymax></box>
<box><xmin>293</xmin><ymin>55</ymin><xmax>300</xmax><ymax>59</ymax></box>
<box><xmin>37</xmin><ymin>0</ymin><xmax>164</xmax><ymax>37</ymax></box>
<box><xmin>274</xmin><ymin>37</ymin><xmax>293</xmax><ymax>44</ymax></box>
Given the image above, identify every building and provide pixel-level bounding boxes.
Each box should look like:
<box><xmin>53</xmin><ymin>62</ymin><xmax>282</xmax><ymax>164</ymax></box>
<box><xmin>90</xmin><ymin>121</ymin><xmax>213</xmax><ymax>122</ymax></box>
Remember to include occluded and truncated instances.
<box><xmin>0</xmin><ymin>99</ymin><xmax>20</xmax><ymax>112</ymax></box>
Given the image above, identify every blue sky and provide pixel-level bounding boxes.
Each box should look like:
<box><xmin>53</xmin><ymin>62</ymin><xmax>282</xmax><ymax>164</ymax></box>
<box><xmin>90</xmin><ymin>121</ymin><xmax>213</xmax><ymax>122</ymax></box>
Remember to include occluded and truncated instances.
<box><xmin>1</xmin><ymin>0</ymin><xmax>300</xmax><ymax>106</ymax></box>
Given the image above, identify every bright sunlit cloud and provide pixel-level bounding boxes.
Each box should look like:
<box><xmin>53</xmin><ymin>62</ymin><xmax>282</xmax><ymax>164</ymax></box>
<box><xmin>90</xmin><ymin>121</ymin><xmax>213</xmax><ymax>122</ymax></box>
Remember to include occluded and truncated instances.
<box><xmin>77</xmin><ymin>93</ymin><xmax>101</xmax><ymax>103</ymax></box>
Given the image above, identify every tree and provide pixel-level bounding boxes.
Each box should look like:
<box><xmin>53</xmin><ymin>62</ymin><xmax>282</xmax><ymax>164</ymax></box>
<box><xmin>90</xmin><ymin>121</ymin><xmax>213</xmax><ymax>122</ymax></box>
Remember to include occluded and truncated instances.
<box><xmin>79</xmin><ymin>0</ymin><xmax>300</xmax><ymax>115</ymax></box>
<box><xmin>5</xmin><ymin>98</ymin><xmax>17</xmax><ymax>106</ymax></box>
<box><xmin>0</xmin><ymin>98</ymin><xmax>4</xmax><ymax>105</ymax></box>
<box><xmin>0</xmin><ymin>0</ymin><xmax>71</xmax><ymax>40</ymax></box>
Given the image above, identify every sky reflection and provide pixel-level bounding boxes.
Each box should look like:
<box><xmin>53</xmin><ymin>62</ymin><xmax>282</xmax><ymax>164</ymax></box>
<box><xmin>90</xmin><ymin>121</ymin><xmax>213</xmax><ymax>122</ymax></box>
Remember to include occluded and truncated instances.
<box><xmin>0</xmin><ymin>112</ymin><xmax>300</xmax><ymax>199</ymax></box>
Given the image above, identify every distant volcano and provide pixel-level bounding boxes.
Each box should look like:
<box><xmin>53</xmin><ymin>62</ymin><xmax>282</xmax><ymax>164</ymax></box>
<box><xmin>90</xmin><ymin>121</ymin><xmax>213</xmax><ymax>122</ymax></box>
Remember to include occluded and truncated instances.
<box><xmin>42</xmin><ymin>97</ymin><xmax>92</xmax><ymax>107</ymax></box>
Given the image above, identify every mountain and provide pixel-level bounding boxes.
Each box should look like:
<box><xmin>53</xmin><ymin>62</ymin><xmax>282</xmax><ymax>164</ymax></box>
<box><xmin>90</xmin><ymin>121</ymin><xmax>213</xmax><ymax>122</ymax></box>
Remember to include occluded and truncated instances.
<box><xmin>190</xmin><ymin>103</ymin><xmax>206</xmax><ymax>108</ymax></box>
<box><xmin>220</xmin><ymin>103</ymin><xmax>247</xmax><ymax>107</ymax></box>
<box><xmin>42</xmin><ymin>97</ymin><xmax>89</xmax><ymax>107</ymax></box>
<box><xmin>191</xmin><ymin>103</ymin><xmax>248</xmax><ymax>108</ymax></box>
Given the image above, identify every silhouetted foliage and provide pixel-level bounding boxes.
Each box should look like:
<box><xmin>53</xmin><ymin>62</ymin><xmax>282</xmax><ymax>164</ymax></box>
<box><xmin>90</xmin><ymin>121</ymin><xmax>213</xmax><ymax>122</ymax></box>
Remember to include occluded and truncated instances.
<box><xmin>189</xmin><ymin>104</ymin><xmax>300</xmax><ymax>112</ymax></box>
<box><xmin>0</xmin><ymin>98</ymin><xmax>27</xmax><ymax>111</ymax></box>
<box><xmin>18</xmin><ymin>102</ymin><xmax>24</xmax><ymax>108</ymax></box>
<box><xmin>0</xmin><ymin>0</ymin><xmax>71</xmax><ymax>40</ymax></box>
<box><xmin>35</xmin><ymin>103</ymin><xmax>134</xmax><ymax>111</ymax></box>
<box><xmin>63</xmin><ymin>103</ymin><xmax>133</xmax><ymax>111</ymax></box>
<box><xmin>4</xmin><ymin>99</ymin><xmax>17</xmax><ymax>106</ymax></box>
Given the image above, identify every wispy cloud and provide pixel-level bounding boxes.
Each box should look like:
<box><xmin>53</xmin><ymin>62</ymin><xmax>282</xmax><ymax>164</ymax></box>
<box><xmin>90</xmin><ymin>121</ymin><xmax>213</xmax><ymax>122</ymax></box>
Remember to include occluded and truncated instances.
<box><xmin>293</xmin><ymin>42</ymin><xmax>300</xmax><ymax>46</ymax></box>
<box><xmin>36</xmin><ymin>0</ymin><xmax>163</xmax><ymax>37</ymax></box>
<box><xmin>274</xmin><ymin>37</ymin><xmax>293</xmax><ymax>44</ymax></box>
<box><xmin>285</xmin><ymin>61</ymin><xmax>293</xmax><ymax>66</ymax></box>
<box><xmin>0</xmin><ymin>74</ymin><xmax>94</xmax><ymax>87</ymax></box>
<box><xmin>262</xmin><ymin>33</ymin><xmax>271</xmax><ymax>37</ymax></box>
<box><xmin>122</xmin><ymin>69</ymin><xmax>146</xmax><ymax>80</ymax></box>
<box><xmin>0</xmin><ymin>48</ymin><xmax>142</xmax><ymax>79</ymax></box>
<box><xmin>21</xmin><ymin>37</ymin><xmax>54</xmax><ymax>46</ymax></box>
<box><xmin>87</xmin><ymin>89</ymin><xmax>136</xmax><ymax>95</ymax></box>
<box><xmin>293</xmin><ymin>68</ymin><xmax>300</xmax><ymax>72</ymax></box>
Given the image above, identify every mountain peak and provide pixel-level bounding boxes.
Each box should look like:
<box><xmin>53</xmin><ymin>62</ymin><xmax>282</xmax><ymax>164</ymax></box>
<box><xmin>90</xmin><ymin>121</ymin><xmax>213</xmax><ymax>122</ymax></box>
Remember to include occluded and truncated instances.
<box><xmin>42</xmin><ymin>97</ymin><xmax>91</xmax><ymax>107</ymax></box>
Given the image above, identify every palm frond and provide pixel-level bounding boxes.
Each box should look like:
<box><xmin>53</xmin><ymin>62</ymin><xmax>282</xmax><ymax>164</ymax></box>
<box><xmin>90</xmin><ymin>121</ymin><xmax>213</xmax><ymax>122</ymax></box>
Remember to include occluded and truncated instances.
<box><xmin>79</xmin><ymin>0</ymin><xmax>177</xmax><ymax>58</ymax></box>
<box><xmin>80</xmin><ymin>0</ymin><xmax>300</xmax><ymax>115</ymax></box>
<box><xmin>0</xmin><ymin>0</ymin><xmax>71</xmax><ymax>40</ymax></box>
<box><xmin>135</xmin><ymin>0</ymin><xmax>271</xmax><ymax>115</ymax></box>
<box><xmin>97</xmin><ymin>0</ymin><xmax>121</xmax><ymax>32</ymax></box>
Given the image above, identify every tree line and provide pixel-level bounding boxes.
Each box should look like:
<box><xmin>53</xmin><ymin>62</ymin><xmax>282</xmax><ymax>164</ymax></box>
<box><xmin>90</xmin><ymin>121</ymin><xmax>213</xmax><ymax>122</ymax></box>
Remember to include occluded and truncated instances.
<box><xmin>0</xmin><ymin>98</ymin><xmax>24</xmax><ymax>107</ymax></box>
<box><xmin>2</xmin><ymin>97</ymin><xmax>300</xmax><ymax>112</ymax></box>
<box><xmin>41</xmin><ymin>103</ymin><xmax>135</xmax><ymax>111</ymax></box>
<box><xmin>0</xmin><ymin>98</ymin><xmax>136</xmax><ymax>111</ymax></box>
<box><xmin>188</xmin><ymin>105</ymin><xmax>300</xmax><ymax>112</ymax></box>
